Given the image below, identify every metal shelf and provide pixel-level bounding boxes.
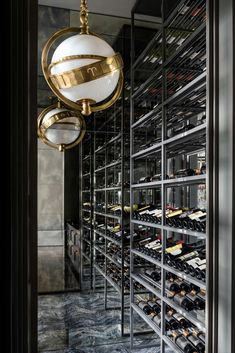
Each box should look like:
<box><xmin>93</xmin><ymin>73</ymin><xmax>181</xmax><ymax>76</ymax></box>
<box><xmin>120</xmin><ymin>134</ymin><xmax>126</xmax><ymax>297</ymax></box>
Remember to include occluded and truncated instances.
<box><xmin>94</xmin><ymin>211</ymin><xmax>121</xmax><ymax>220</ymax></box>
<box><xmin>94</xmin><ymin>186</ymin><xmax>122</xmax><ymax>192</ymax></box>
<box><xmin>163</xmin><ymin>22</ymin><xmax>206</xmax><ymax>68</ymax></box>
<box><xmin>132</xmin><ymin>249</ymin><xmax>162</xmax><ymax>267</ymax></box>
<box><xmin>163</xmin><ymin>263</ymin><xmax>206</xmax><ymax>290</ymax></box>
<box><xmin>132</xmin><ymin>141</ymin><xmax>162</xmax><ymax>159</ymax></box>
<box><xmin>163</xmin><ymin>71</ymin><xmax>206</xmax><ymax>107</ymax></box>
<box><xmin>131</xmin><ymin>219</ymin><xmax>206</xmax><ymax>238</ymax></box>
<box><xmin>94</xmin><ymin>133</ymin><xmax>121</xmax><ymax>153</ymax></box>
<box><xmin>131</xmin><ymin>174</ymin><xmax>206</xmax><ymax>188</ymax></box>
<box><xmin>82</xmin><ymin>252</ymin><xmax>91</xmax><ymax>263</ymax></box>
<box><xmin>131</xmin><ymin>123</ymin><xmax>206</xmax><ymax>160</ymax></box>
<box><xmin>162</xmin><ymin>336</ymin><xmax>183</xmax><ymax>353</ymax></box>
<box><xmin>94</xmin><ymin>159</ymin><xmax>121</xmax><ymax>173</ymax></box>
<box><xmin>82</xmin><ymin>208</ymin><xmax>91</xmax><ymax>212</ymax></box>
<box><xmin>82</xmin><ymin>172</ymin><xmax>90</xmax><ymax>177</ymax></box>
<box><xmin>94</xmin><ymin>263</ymin><xmax>121</xmax><ymax>294</ymax></box>
<box><xmin>83</xmin><ymin>224</ymin><xmax>92</xmax><ymax>231</ymax></box>
<box><xmin>163</xmin><ymin>123</ymin><xmax>206</xmax><ymax>146</ymax></box>
<box><xmin>82</xmin><ymin>238</ymin><xmax>91</xmax><ymax>246</ymax></box>
<box><xmin>131</xmin><ymin>303</ymin><xmax>161</xmax><ymax>336</ymax></box>
<box><xmin>132</xmin><ymin>105</ymin><xmax>162</xmax><ymax>130</ymax></box>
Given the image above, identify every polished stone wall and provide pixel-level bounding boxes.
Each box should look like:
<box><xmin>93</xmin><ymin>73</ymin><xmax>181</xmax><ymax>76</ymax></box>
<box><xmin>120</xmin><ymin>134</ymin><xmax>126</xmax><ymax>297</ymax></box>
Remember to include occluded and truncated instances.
<box><xmin>38</xmin><ymin>5</ymin><xmax>70</xmax><ymax>247</ymax></box>
<box><xmin>38</xmin><ymin>6</ymin><xmax>70</xmax><ymax>292</ymax></box>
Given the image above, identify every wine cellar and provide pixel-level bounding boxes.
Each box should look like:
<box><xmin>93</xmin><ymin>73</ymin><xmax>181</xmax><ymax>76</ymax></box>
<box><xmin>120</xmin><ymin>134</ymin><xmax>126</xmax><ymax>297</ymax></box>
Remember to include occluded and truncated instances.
<box><xmin>28</xmin><ymin>0</ymin><xmax>235</xmax><ymax>352</ymax></box>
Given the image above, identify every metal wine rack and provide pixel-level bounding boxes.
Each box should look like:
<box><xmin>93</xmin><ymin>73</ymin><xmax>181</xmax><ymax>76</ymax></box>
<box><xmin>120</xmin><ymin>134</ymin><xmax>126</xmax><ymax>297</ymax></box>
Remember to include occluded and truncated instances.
<box><xmin>130</xmin><ymin>0</ymin><xmax>207</xmax><ymax>352</ymax></box>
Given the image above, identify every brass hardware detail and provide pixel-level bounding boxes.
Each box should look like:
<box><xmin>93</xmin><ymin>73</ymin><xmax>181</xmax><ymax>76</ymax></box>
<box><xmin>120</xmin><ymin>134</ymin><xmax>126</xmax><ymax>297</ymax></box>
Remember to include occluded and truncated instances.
<box><xmin>50</xmin><ymin>53</ymin><xmax>123</xmax><ymax>89</ymax></box>
<box><xmin>80</xmin><ymin>0</ymin><xmax>89</xmax><ymax>34</ymax></box>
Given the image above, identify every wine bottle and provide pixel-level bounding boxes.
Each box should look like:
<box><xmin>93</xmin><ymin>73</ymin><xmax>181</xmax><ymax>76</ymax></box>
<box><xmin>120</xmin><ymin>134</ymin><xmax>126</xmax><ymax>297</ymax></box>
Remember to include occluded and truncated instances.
<box><xmin>152</xmin><ymin>313</ymin><xmax>161</xmax><ymax>326</ymax></box>
<box><xmin>137</xmin><ymin>300</ymin><xmax>152</xmax><ymax>315</ymax></box>
<box><xmin>172</xmin><ymin>313</ymin><xmax>191</xmax><ymax>329</ymax></box>
<box><xmin>165</xmin><ymin>280</ymin><xmax>181</xmax><ymax>293</ymax></box>
<box><xmin>145</xmin><ymin>269</ymin><xmax>161</xmax><ymax>282</ymax></box>
<box><xmin>172</xmin><ymin>291</ymin><xmax>195</xmax><ymax>311</ymax></box>
<box><xmin>139</xmin><ymin>176</ymin><xmax>152</xmax><ymax>183</ymax></box>
<box><xmin>147</xmin><ymin>300</ymin><xmax>161</xmax><ymax>314</ymax></box>
<box><xmin>165</xmin><ymin>312</ymin><xmax>180</xmax><ymax>330</ymax></box>
<box><xmin>174</xmin><ymin>168</ymin><xmax>195</xmax><ymax>177</ymax></box>
<box><xmin>171</xmin><ymin>123</ymin><xmax>195</xmax><ymax>137</ymax></box>
<box><xmin>183</xmin><ymin>330</ymin><xmax>205</xmax><ymax>353</ymax></box>
<box><xmin>194</xmin><ymin>262</ymin><xmax>206</xmax><ymax>281</ymax></box>
<box><xmin>171</xmin><ymin>331</ymin><xmax>197</xmax><ymax>353</ymax></box>
<box><xmin>186</xmin><ymin>290</ymin><xmax>205</xmax><ymax>310</ymax></box>
<box><xmin>166</xmin><ymin>209</ymin><xmax>184</xmax><ymax>226</ymax></box>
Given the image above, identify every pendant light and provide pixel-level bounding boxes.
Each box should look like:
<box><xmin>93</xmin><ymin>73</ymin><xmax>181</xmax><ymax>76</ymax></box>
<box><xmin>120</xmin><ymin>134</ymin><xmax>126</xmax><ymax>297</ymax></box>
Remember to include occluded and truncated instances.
<box><xmin>37</xmin><ymin>100</ymin><xmax>86</xmax><ymax>152</ymax></box>
<box><xmin>41</xmin><ymin>0</ymin><xmax>124</xmax><ymax>116</ymax></box>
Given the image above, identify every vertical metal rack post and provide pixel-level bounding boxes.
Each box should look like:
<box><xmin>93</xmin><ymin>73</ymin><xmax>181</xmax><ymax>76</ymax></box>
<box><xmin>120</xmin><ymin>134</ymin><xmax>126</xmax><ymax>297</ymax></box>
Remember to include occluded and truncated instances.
<box><xmin>130</xmin><ymin>0</ymin><xmax>208</xmax><ymax>352</ymax></box>
<box><xmin>80</xmin><ymin>121</ymin><xmax>94</xmax><ymax>290</ymax></box>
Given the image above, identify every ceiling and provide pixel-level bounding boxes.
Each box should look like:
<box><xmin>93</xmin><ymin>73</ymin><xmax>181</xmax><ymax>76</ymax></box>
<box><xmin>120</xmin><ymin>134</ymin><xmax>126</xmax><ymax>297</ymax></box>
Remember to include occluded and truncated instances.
<box><xmin>38</xmin><ymin>0</ymin><xmax>137</xmax><ymax>18</ymax></box>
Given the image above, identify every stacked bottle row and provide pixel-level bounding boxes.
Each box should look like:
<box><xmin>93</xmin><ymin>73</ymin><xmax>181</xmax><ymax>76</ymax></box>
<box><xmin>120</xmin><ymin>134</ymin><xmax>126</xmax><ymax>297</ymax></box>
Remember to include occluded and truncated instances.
<box><xmin>133</xmin><ymin>205</ymin><xmax>206</xmax><ymax>233</ymax></box>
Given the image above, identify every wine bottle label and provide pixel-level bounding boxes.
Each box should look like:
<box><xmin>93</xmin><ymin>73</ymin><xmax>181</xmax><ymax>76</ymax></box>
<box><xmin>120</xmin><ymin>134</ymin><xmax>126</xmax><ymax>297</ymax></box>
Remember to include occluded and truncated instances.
<box><xmin>178</xmin><ymin>251</ymin><xmax>199</xmax><ymax>261</ymax></box>
<box><xmin>186</xmin><ymin>292</ymin><xmax>198</xmax><ymax>302</ymax></box>
<box><xmin>145</xmin><ymin>240</ymin><xmax>160</xmax><ymax>248</ymax></box>
<box><xmin>138</xmin><ymin>302</ymin><xmax>147</xmax><ymax>310</ymax></box>
<box><xmin>198</xmin><ymin>333</ymin><xmax>205</xmax><ymax>343</ymax></box>
<box><xmin>188</xmin><ymin>211</ymin><xmax>207</xmax><ymax>220</ymax></box>
<box><xmin>176</xmin><ymin>336</ymin><xmax>190</xmax><ymax>349</ymax></box>
<box><xmin>173</xmin><ymin>313</ymin><xmax>186</xmax><ymax>322</ymax></box>
<box><xmin>187</xmin><ymin>335</ymin><xmax>203</xmax><ymax>347</ymax></box>
<box><xmin>186</xmin><ymin>257</ymin><xmax>201</xmax><ymax>266</ymax></box>
<box><xmin>197</xmin><ymin>291</ymin><xmax>206</xmax><ymax>300</ymax></box>
<box><xmin>166</xmin><ymin>210</ymin><xmax>183</xmax><ymax>218</ymax></box>
<box><xmin>152</xmin><ymin>244</ymin><xmax>162</xmax><ymax>250</ymax></box>
<box><xmin>198</xmin><ymin>264</ymin><xmax>206</xmax><ymax>271</ymax></box>
<box><xmin>195</xmin><ymin>258</ymin><xmax>206</xmax><ymax>266</ymax></box>
<box><xmin>178</xmin><ymin>4</ymin><xmax>190</xmax><ymax>15</ymax></box>
<box><xmin>145</xmin><ymin>270</ymin><xmax>157</xmax><ymax>277</ymax></box>
<box><xmin>165</xmin><ymin>243</ymin><xmax>183</xmax><ymax>254</ymax></box>
<box><xmin>139</xmin><ymin>237</ymin><xmax>152</xmax><ymax>245</ymax></box>
<box><xmin>149</xmin><ymin>209</ymin><xmax>162</xmax><ymax>215</ymax></box>
<box><xmin>147</xmin><ymin>301</ymin><xmax>160</xmax><ymax>309</ymax></box>
<box><xmin>165</xmin><ymin>312</ymin><xmax>174</xmax><ymax>322</ymax></box>
<box><xmin>138</xmin><ymin>205</ymin><xmax>151</xmax><ymax>212</ymax></box>
<box><xmin>173</xmin><ymin>293</ymin><xmax>186</xmax><ymax>306</ymax></box>
<box><xmin>152</xmin><ymin>314</ymin><xmax>161</xmax><ymax>325</ymax></box>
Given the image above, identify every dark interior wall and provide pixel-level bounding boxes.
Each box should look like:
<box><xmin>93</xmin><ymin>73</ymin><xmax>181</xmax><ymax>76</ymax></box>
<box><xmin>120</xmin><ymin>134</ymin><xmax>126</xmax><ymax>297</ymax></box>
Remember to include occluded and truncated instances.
<box><xmin>9</xmin><ymin>0</ymin><xmax>38</xmax><ymax>352</ymax></box>
<box><xmin>64</xmin><ymin>146</ymin><xmax>80</xmax><ymax>224</ymax></box>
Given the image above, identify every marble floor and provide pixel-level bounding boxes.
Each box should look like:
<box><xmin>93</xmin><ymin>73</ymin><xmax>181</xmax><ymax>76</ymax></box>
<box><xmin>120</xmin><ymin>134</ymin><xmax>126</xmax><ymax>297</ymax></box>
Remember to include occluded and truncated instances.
<box><xmin>38</xmin><ymin>291</ymin><xmax>173</xmax><ymax>353</ymax></box>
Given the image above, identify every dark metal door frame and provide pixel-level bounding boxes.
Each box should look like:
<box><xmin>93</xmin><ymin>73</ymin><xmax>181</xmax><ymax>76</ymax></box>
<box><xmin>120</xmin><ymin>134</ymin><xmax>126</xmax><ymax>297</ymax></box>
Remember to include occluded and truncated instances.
<box><xmin>9</xmin><ymin>0</ymin><xmax>38</xmax><ymax>352</ymax></box>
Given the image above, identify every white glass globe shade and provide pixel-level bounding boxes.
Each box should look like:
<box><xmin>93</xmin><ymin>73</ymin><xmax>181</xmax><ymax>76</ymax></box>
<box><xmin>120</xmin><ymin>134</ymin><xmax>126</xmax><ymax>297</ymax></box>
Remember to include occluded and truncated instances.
<box><xmin>42</xmin><ymin>108</ymin><xmax>81</xmax><ymax>145</ymax></box>
<box><xmin>50</xmin><ymin>34</ymin><xmax>120</xmax><ymax>103</ymax></box>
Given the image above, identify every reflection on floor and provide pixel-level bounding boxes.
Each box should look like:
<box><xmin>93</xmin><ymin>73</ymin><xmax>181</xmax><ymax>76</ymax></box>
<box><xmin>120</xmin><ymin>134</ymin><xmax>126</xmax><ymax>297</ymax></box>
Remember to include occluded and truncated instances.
<box><xmin>38</xmin><ymin>246</ymin><xmax>80</xmax><ymax>293</ymax></box>
<box><xmin>38</xmin><ymin>291</ymin><xmax>174</xmax><ymax>353</ymax></box>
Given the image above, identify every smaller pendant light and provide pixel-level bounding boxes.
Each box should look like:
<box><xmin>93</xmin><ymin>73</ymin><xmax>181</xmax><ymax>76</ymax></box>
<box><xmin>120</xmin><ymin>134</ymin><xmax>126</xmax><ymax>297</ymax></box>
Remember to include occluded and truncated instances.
<box><xmin>37</xmin><ymin>100</ymin><xmax>86</xmax><ymax>152</ymax></box>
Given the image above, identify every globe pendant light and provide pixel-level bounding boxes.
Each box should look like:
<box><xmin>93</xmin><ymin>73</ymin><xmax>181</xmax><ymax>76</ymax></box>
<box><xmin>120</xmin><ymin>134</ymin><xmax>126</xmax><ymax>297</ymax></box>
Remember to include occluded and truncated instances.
<box><xmin>37</xmin><ymin>100</ymin><xmax>86</xmax><ymax>152</ymax></box>
<box><xmin>41</xmin><ymin>0</ymin><xmax>124</xmax><ymax>116</ymax></box>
